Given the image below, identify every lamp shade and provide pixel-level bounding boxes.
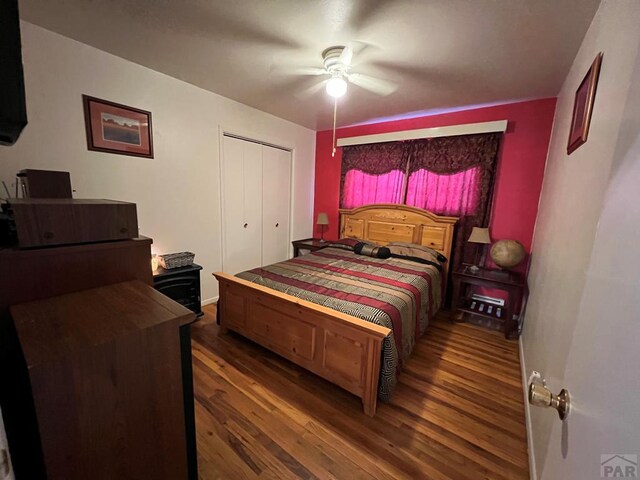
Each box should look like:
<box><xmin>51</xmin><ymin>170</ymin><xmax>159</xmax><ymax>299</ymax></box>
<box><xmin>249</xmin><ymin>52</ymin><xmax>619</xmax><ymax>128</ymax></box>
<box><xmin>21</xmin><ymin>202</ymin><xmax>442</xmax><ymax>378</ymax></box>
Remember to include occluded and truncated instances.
<box><xmin>316</xmin><ymin>212</ymin><xmax>329</xmax><ymax>225</ymax></box>
<box><xmin>467</xmin><ymin>227</ymin><xmax>491</xmax><ymax>244</ymax></box>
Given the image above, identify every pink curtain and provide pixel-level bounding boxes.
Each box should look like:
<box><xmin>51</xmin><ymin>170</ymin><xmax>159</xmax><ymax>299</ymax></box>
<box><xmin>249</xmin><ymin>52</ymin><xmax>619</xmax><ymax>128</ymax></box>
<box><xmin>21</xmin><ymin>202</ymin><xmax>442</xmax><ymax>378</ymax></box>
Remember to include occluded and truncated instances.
<box><xmin>341</xmin><ymin>169</ymin><xmax>406</xmax><ymax>209</ymax></box>
<box><xmin>405</xmin><ymin>167</ymin><xmax>480</xmax><ymax>216</ymax></box>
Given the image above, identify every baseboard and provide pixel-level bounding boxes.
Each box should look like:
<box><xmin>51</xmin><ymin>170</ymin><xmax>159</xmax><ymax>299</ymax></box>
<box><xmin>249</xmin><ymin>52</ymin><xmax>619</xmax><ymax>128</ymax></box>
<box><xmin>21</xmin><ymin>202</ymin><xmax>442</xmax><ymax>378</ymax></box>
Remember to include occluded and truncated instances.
<box><xmin>202</xmin><ymin>296</ymin><xmax>218</xmax><ymax>306</ymax></box>
<box><xmin>519</xmin><ymin>338</ymin><xmax>537</xmax><ymax>480</ymax></box>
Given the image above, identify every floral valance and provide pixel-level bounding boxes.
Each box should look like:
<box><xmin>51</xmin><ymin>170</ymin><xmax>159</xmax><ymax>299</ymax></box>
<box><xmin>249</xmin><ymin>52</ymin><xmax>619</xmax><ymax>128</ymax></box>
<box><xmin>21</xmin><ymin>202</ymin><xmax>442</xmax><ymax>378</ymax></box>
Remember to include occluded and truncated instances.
<box><xmin>341</xmin><ymin>141</ymin><xmax>410</xmax><ymax>176</ymax></box>
<box><xmin>408</xmin><ymin>133</ymin><xmax>501</xmax><ymax>174</ymax></box>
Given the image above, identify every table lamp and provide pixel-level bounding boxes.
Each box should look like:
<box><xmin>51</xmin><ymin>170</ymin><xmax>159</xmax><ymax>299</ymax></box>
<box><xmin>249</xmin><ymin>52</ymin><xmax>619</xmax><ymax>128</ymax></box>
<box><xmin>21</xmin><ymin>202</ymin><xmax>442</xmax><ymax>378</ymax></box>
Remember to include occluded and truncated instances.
<box><xmin>467</xmin><ymin>227</ymin><xmax>491</xmax><ymax>272</ymax></box>
<box><xmin>317</xmin><ymin>212</ymin><xmax>329</xmax><ymax>242</ymax></box>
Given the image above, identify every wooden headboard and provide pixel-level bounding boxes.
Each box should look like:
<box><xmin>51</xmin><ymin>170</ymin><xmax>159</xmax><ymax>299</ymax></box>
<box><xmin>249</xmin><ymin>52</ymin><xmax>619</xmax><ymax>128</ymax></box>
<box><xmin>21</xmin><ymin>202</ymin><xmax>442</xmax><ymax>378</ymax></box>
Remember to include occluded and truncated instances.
<box><xmin>339</xmin><ymin>204</ymin><xmax>458</xmax><ymax>287</ymax></box>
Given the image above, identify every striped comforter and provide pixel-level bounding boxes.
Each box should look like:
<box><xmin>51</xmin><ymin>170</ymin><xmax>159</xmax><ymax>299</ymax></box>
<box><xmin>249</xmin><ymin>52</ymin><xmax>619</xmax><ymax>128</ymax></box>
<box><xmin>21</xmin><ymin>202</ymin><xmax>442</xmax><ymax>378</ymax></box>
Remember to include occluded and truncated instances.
<box><xmin>237</xmin><ymin>246</ymin><xmax>442</xmax><ymax>401</ymax></box>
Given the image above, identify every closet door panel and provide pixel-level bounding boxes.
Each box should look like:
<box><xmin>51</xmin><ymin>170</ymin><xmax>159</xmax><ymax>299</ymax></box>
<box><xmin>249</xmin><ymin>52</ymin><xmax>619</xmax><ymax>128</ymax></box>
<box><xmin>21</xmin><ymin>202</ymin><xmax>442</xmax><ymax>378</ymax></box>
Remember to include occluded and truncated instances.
<box><xmin>222</xmin><ymin>136</ymin><xmax>263</xmax><ymax>275</ymax></box>
<box><xmin>262</xmin><ymin>146</ymin><xmax>291</xmax><ymax>266</ymax></box>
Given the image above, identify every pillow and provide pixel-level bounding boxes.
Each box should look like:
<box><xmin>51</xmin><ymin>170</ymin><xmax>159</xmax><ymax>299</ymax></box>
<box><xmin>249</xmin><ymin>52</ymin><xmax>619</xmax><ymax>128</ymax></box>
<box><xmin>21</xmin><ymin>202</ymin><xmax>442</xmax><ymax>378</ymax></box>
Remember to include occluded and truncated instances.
<box><xmin>386</xmin><ymin>242</ymin><xmax>447</xmax><ymax>264</ymax></box>
<box><xmin>326</xmin><ymin>237</ymin><xmax>367</xmax><ymax>252</ymax></box>
<box><xmin>354</xmin><ymin>242</ymin><xmax>391</xmax><ymax>259</ymax></box>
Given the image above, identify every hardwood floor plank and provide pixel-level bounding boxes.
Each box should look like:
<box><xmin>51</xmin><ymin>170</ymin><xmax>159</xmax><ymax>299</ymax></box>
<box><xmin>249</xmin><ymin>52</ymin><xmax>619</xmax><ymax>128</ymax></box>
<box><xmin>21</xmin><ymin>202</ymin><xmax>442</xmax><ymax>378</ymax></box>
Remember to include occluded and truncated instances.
<box><xmin>192</xmin><ymin>304</ymin><xmax>529</xmax><ymax>479</ymax></box>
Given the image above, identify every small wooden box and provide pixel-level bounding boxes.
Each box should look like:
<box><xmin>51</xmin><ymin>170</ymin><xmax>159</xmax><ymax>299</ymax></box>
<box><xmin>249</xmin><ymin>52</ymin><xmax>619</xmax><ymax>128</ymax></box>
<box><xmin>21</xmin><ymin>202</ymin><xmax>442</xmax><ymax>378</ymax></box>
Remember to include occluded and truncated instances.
<box><xmin>17</xmin><ymin>169</ymin><xmax>72</xmax><ymax>198</ymax></box>
<box><xmin>10</xmin><ymin>198</ymin><xmax>138</xmax><ymax>248</ymax></box>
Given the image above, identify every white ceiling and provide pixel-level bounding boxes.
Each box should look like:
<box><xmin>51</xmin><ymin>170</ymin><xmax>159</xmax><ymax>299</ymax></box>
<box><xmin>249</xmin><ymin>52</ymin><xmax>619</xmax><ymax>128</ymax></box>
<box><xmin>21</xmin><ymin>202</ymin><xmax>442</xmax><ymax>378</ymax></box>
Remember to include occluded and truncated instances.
<box><xmin>20</xmin><ymin>0</ymin><xmax>600</xmax><ymax>130</ymax></box>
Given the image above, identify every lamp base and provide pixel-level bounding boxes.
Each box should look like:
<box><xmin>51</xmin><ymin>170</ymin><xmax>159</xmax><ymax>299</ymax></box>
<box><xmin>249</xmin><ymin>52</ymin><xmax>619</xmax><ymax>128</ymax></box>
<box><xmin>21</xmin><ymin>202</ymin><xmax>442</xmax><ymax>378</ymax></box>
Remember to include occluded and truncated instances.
<box><xmin>318</xmin><ymin>224</ymin><xmax>327</xmax><ymax>243</ymax></box>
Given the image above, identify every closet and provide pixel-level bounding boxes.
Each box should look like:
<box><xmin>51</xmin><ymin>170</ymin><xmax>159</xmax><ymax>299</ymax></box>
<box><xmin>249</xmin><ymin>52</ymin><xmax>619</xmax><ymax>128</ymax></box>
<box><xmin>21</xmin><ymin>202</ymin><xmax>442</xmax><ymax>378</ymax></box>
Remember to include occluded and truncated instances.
<box><xmin>221</xmin><ymin>134</ymin><xmax>292</xmax><ymax>275</ymax></box>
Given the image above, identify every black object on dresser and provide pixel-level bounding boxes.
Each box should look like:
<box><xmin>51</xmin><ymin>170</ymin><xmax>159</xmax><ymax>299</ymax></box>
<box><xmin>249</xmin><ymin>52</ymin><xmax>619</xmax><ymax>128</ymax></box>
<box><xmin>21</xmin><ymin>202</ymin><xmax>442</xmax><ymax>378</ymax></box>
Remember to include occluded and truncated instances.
<box><xmin>153</xmin><ymin>263</ymin><xmax>203</xmax><ymax>317</ymax></box>
<box><xmin>0</xmin><ymin>0</ymin><xmax>28</xmax><ymax>145</ymax></box>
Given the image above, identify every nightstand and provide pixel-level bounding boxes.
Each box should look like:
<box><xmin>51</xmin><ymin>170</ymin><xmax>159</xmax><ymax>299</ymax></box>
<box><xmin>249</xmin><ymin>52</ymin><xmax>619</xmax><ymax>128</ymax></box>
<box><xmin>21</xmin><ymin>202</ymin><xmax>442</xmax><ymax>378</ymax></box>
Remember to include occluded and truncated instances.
<box><xmin>153</xmin><ymin>263</ymin><xmax>203</xmax><ymax>317</ymax></box>
<box><xmin>291</xmin><ymin>238</ymin><xmax>328</xmax><ymax>257</ymax></box>
<box><xmin>451</xmin><ymin>265</ymin><xmax>528</xmax><ymax>339</ymax></box>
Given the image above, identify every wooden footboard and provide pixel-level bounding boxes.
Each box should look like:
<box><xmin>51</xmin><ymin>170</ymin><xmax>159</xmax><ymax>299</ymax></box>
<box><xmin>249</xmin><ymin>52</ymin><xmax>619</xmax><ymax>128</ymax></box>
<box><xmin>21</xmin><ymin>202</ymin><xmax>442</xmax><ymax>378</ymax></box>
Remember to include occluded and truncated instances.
<box><xmin>213</xmin><ymin>272</ymin><xmax>391</xmax><ymax>416</ymax></box>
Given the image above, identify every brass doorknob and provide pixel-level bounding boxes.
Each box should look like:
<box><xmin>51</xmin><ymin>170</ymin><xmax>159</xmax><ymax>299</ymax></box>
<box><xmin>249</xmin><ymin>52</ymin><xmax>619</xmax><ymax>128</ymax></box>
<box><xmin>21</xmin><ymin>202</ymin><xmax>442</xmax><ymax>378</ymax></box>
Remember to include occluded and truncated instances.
<box><xmin>528</xmin><ymin>383</ymin><xmax>570</xmax><ymax>420</ymax></box>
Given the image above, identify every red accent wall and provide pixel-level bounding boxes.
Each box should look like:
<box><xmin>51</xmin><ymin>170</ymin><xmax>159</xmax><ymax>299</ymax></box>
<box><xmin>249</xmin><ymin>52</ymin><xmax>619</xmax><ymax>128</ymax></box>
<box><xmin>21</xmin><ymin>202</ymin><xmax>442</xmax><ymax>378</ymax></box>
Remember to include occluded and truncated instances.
<box><xmin>313</xmin><ymin>98</ymin><xmax>557</xmax><ymax>270</ymax></box>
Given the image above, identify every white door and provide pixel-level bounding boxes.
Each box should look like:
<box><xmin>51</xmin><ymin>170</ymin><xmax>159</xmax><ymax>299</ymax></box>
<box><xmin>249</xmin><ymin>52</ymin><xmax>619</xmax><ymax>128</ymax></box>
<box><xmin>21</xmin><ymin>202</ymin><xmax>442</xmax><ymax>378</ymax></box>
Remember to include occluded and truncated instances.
<box><xmin>537</xmin><ymin>45</ymin><xmax>640</xmax><ymax>479</ymax></box>
<box><xmin>221</xmin><ymin>136</ymin><xmax>263</xmax><ymax>275</ymax></box>
<box><xmin>261</xmin><ymin>145</ymin><xmax>291</xmax><ymax>266</ymax></box>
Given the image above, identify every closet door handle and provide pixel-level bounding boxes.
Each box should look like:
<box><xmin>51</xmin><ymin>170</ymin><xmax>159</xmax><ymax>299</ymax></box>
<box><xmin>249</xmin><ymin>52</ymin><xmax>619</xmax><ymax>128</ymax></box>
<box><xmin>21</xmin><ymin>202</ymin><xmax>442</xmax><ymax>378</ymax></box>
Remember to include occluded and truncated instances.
<box><xmin>243</xmin><ymin>223</ymin><xmax>248</xmax><ymax>228</ymax></box>
<box><xmin>275</xmin><ymin>223</ymin><xmax>279</xmax><ymax>228</ymax></box>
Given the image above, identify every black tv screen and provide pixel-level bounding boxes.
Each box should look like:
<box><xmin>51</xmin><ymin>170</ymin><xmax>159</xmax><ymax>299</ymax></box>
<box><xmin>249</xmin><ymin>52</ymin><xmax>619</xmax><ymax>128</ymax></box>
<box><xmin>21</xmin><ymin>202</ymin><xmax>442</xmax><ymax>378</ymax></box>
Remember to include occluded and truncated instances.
<box><xmin>0</xmin><ymin>0</ymin><xmax>28</xmax><ymax>146</ymax></box>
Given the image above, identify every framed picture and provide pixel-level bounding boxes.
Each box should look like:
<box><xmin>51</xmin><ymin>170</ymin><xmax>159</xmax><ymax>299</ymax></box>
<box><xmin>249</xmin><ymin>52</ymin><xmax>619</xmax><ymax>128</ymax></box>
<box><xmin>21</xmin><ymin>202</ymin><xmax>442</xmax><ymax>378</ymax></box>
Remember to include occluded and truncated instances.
<box><xmin>567</xmin><ymin>52</ymin><xmax>603</xmax><ymax>155</ymax></box>
<box><xmin>83</xmin><ymin>95</ymin><xmax>153</xmax><ymax>158</ymax></box>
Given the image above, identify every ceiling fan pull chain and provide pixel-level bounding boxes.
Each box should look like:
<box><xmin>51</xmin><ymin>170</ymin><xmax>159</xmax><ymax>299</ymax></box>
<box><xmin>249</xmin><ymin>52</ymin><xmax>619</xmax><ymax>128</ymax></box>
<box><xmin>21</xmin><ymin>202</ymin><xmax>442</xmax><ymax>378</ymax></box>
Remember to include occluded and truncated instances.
<box><xmin>332</xmin><ymin>97</ymin><xmax>338</xmax><ymax>157</ymax></box>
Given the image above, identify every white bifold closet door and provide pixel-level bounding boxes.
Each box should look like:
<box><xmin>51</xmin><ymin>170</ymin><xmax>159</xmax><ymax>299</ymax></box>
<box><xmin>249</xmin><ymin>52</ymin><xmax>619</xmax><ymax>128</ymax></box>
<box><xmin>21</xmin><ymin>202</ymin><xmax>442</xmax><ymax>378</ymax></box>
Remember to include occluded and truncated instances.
<box><xmin>221</xmin><ymin>136</ymin><xmax>263</xmax><ymax>275</ymax></box>
<box><xmin>261</xmin><ymin>145</ymin><xmax>291</xmax><ymax>266</ymax></box>
<box><xmin>221</xmin><ymin>135</ymin><xmax>291</xmax><ymax>275</ymax></box>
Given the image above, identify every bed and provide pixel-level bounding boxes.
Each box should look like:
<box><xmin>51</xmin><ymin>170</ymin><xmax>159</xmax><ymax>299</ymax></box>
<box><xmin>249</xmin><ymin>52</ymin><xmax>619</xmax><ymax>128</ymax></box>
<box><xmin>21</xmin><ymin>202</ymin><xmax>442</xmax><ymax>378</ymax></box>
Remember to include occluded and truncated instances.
<box><xmin>214</xmin><ymin>204</ymin><xmax>457</xmax><ymax>416</ymax></box>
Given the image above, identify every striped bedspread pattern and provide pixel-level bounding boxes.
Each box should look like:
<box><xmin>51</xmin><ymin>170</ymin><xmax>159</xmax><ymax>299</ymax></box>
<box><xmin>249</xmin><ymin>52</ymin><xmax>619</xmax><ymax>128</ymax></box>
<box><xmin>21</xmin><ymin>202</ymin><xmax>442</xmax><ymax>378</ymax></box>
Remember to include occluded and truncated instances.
<box><xmin>236</xmin><ymin>247</ymin><xmax>441</xmax><ymax>401</ymax></box>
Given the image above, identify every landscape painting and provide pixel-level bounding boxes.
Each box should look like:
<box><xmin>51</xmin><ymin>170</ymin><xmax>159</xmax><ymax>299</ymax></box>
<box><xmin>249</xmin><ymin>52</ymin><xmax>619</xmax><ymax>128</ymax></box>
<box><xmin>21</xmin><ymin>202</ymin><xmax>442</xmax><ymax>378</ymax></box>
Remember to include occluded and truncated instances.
<box><xmin>101</xmin><ymin>113</ymin><xmax>141</xmax><ymax>145</ymax></box>
<box><xmin>83</xmin><ymin>95</ymin><xmax>153</xmax><ymax>158</ymax></box>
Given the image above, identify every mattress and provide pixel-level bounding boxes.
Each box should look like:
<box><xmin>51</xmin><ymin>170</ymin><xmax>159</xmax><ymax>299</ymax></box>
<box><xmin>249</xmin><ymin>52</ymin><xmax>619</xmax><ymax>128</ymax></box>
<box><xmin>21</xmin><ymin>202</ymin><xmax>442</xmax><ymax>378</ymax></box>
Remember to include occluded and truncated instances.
<box><xmin>236</xmin><ymin>246</ymin><xmax>442</xmax><ymax>400</ymax></box>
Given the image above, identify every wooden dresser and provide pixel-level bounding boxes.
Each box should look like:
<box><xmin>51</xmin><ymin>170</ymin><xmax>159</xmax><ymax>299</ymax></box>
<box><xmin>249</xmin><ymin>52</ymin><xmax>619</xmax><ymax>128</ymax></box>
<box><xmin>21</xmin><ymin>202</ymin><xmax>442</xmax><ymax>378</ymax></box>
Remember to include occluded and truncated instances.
<box><xmin>0</xmin><ymin>237</ymin><xmax>198</xmax><ymax>479</ymax></box>
<box><xmin>11</xmin><ymin>281</ymin><xmax>194</xmax><ymax>480</ymax></box>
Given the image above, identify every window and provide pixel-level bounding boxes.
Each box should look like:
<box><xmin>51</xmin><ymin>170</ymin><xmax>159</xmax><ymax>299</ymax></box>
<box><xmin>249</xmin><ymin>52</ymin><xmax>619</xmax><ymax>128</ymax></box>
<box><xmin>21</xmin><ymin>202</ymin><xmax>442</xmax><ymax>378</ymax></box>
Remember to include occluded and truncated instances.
<box><xmin>405</xmin><ymin>166</ymin><xmax>480</xmax><ymax>216</ymax></box>
<box><xmin>341</xmin><ymin>169</ymin><xmax>406</xmax><ymax>209</ymax></box>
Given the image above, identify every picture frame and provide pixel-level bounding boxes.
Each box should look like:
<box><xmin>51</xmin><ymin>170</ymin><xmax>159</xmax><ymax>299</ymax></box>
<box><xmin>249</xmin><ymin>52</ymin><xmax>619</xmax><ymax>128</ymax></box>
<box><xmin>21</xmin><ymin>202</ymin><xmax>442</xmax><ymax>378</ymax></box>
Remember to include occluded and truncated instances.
<box><xmin>567</xmin><ymin>52</ymin><xmax>603</xmax><ymax>155</ymax></box>
<box><xmin>83</xmin><ymin>95</ymin><xmax>154</xmax><ymax>158</ymax></box>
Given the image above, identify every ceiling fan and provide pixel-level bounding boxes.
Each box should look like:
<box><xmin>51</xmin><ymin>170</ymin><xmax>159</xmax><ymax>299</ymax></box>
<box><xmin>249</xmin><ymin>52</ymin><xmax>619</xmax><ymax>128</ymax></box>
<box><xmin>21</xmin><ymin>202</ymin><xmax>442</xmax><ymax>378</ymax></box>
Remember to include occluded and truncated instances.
<box><xmin>284</xmin><ymin>45</ymin><xmax>398</xmax><ymax>99</ymax></box>
<box><xmin>277</xmin><ymin>45</ymin><xmax>399</xmax><ymax>156</ymax></box>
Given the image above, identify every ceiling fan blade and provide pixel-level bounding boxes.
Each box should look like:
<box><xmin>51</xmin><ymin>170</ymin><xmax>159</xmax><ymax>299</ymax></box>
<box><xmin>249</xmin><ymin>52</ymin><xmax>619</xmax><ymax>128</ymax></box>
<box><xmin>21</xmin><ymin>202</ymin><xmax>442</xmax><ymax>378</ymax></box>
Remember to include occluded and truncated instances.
<box><xmin>295</xmin><ymin>79</ymin><xmax>328</xmax><ymax>100</ymax></box>
<box><xmin>271</xmin><ymin>65</ymin><xmax>326</xmax><ymax>76</ymax></box>
<box><xmin>339</xmin><ymin>45</ymin><xmax>353</xmax><ymax>66</ymax></box>
<box><xmin>348</xmin><ymin>73</ymin><xmax>398</xmax><ymax>96</ymax></box>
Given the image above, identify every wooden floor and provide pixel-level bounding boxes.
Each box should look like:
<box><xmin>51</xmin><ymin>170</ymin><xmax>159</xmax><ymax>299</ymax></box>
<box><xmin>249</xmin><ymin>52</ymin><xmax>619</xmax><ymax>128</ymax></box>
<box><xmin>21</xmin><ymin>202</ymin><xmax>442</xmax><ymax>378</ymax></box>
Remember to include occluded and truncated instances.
<box><xmin>191</xmin><ymin>304</ymin><xmax>529</xmax><ymax>480</ymax></box>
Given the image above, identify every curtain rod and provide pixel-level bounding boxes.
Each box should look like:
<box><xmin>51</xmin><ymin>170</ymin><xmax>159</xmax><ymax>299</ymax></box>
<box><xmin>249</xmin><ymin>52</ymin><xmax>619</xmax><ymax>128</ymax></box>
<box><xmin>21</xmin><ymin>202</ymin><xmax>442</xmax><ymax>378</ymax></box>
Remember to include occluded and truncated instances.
<box><xmin>336</xmin><ymin>120</ymin><xmax>508</xmax><ymax>147</ymax></box>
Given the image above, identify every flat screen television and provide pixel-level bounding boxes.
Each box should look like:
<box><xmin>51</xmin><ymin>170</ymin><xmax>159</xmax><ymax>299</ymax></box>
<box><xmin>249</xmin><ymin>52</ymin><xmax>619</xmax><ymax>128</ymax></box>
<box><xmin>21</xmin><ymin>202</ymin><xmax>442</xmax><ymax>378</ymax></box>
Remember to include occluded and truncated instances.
<box><xmin>0</xmin><ymin>0</ymin><xmax>28</xmax><ymax>146</ymax></box>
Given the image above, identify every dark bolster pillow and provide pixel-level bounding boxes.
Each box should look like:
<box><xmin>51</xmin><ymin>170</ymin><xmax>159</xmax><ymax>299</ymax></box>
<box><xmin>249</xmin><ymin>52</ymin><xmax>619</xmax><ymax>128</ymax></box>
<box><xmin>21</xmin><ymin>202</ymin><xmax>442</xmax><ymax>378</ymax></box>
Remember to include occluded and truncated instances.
<box><xmin>386</xmin><ymin>242</ymin><xmax>448</xmax><ymax>263</ymax></box>
<box><xmin>354</xmin><ymin>242</ymin><xmax>391</xmax><ymax>259</ymax></box>
<box><xmin>326</xmin><ymin>237</ymin><xmax>362</xmax><ymax>251</ymax></box>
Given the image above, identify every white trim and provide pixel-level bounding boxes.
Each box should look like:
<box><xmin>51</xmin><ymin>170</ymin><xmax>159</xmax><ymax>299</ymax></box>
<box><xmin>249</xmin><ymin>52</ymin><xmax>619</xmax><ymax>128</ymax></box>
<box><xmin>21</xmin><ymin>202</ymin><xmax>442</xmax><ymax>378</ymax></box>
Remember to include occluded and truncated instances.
<box><xmin>336</xmin><ymin>120</ymin><xmax>508</xmax><ymax>147</ymax></box>
<box><xmin>519</xmin><ymin>338</ymin><xmax>538</xmax><ymax>480</ymax></box>
<box><xmin>202</xmin><ymin>296</ymin><xmax>218</xmax><ymax>306</ymax></box>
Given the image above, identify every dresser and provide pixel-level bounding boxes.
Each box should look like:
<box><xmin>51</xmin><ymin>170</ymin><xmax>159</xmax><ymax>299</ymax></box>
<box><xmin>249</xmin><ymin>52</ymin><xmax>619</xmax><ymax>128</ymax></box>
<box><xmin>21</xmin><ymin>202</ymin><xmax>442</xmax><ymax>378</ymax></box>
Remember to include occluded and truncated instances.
<box><xmin>0</xmin><ymin>238</ymin><xmax>198</xmax><ymax>479</ymax></box>
<box><xmin>11</xmin><ymin>281</ymin><xmax>194</xmax><ymax>480</ymax></box>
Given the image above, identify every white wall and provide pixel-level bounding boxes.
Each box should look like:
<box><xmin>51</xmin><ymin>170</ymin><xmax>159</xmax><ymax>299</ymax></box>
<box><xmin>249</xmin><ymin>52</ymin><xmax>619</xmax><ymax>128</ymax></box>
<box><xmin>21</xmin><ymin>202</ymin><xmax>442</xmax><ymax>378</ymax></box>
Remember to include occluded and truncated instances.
<box><xmin>523</xmin><ymin>0</ymin><xmax>640</xmax><ymax>477</ymax></box>
<box><xmin>0</xmin><ymin>22</ymin><xmax>316</xmax><ymax>302</ymax></box>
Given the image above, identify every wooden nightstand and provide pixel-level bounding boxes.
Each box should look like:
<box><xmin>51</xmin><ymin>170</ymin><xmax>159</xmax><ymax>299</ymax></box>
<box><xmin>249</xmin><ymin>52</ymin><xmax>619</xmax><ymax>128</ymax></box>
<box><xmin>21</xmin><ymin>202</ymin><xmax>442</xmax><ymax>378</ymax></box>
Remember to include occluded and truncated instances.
<box><xmin>451</xmin><ymin>265</ymin><xmax>528</xmax><ymax>339</ymax></box>
<box><xmin>291</xmin><ymin>238</ymin><xmax>328</xmax><ymax>257</ymax></box>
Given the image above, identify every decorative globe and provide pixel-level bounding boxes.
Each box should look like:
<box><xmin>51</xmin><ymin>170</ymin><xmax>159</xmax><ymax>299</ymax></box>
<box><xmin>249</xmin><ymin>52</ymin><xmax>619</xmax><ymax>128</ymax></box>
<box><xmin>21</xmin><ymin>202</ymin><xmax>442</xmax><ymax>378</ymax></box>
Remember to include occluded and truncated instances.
<box><xmin>490</xmin><ymin>239</ymin><xmax>526</xmax><ymax>269</ymax></box>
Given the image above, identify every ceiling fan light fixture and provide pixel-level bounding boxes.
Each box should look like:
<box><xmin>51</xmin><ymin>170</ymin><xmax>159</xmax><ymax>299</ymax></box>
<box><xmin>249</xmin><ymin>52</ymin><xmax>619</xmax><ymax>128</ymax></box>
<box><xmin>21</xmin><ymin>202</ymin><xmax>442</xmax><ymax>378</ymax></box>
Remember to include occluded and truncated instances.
<box><xmin>326</xmin><ymin>76</ymin><xmax>347</xmax><ymax>98</ymax></box>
